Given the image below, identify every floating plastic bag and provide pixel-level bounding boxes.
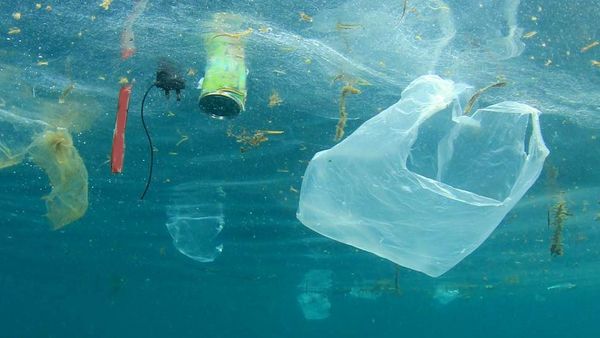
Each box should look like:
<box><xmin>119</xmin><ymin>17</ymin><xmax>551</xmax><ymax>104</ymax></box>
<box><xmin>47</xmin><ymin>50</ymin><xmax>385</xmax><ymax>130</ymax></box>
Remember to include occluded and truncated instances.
<box><xmin>166</xmin><ymin>203</ymin><xmax>224</xmax><ymax>263</ymax></box>
<box><xmin>28</xmin><ymin>129</ymin><xmax>88</xmax><ymax>230</ymax></box>
<box><xmin>297</xmin><ymin>75</ymin><xmax>549</xmax><ymax>277</ymax></box>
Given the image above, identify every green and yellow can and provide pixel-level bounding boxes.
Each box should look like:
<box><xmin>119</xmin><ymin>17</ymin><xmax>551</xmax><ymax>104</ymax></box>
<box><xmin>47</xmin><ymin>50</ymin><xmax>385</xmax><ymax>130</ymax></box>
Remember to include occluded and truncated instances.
<box><xmin>199</xmin><ymin>13</ymin><xmax>249</xmax><ymax>119</ymax></box>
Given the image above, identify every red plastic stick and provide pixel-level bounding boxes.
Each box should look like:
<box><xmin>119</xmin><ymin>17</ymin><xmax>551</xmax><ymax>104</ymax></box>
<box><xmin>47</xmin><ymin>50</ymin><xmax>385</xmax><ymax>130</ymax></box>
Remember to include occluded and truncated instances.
<box><xmin>111</xmin><ymin>84</ymin><xmax>133</xmax><ymax>173</ymax></box>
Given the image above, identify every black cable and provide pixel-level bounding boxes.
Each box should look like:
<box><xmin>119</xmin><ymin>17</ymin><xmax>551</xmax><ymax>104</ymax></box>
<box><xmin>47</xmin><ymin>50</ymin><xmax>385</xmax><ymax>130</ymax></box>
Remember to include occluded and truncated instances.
<box><xmin>140</xmin><ymin>83</ymin><xmax>156</xmax><ymax>200</ymax></box>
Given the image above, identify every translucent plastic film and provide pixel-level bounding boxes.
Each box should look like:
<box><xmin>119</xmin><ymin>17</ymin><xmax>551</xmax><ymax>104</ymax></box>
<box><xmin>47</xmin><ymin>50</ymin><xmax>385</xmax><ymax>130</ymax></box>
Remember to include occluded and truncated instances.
<box><xmin>167</xmin><ymin>204</ymin><xmax>225</xmax><ymax>263</ymax></box>
<box><xmin>297</xmin><ymin>75</ymin><xmax>549</xmax><ymax>277</ymax></box>
<box><xmin>0</xmin><ymin>108</ymin><xmax>48</xmax><ymax>169</ymax></box>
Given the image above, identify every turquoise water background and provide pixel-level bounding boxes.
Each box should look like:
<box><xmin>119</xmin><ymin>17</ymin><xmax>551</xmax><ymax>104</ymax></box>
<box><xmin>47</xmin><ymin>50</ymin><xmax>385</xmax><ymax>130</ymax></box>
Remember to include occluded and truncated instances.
<box><xmin>1</xmin><ymin>1</ymin><xmax>599</xmax><ymax>337</ymax></box>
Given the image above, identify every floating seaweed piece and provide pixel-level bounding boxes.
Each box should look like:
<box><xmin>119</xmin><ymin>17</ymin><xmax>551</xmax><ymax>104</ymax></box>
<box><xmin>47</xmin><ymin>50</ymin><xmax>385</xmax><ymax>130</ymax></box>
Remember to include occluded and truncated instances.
<box><xmin>268</xmin><ymin>90</ymin><xmax>283</xmax><ymax>108</ymax></box>
<box><xmin>336</xmin><ymin>23</ymin><xmax>362</xmax><ymax>30</ymax></box>
<box><xmin>258</xmin><ymin>26</ymin><xmax>272</xmax><ymax>33</ymax></box>
<box><xmin>99</xmin><ymin>0</ymin><xmax>113</xmax><ymax>10</ymax></box>
<box><xmin>227</xmin><ymin>128</ymin><xmax>284</xmax><ymax>152</ymax></box>
<box><xmin>549</xmin><ymin>193</ymin><xmax>571</xmax><ymax>257</ymax></box>
<box><xmin>580</xmin><ymin>41</ymin><xmax>599</xmax><ymax>53</ymax></box>
<box><xmin>211</xmin><ymin>27</ymin><xmax>253</xmax><ymax>40</ymax></box>
<box><xmin>399</xmin><ymin>0</ymin><xmax>409</xmax><ymax>22</ymax></box>
<box><xmin>299</xmin><ymin>12</ymin><xmax>313</xmax><ymax>23</ymax></box>
<box><xmin>175</xmin><ymin>130</ymin><xmax>189</xmax><ymax>147</ymax></box>
<box><xmin>463</xmin><ymin>81</ymin><xmax>507</xmax><ymax>116</ymax></box>
<box><xmin>334</xmin><ymin>84</ymin><xmax>361</xmax><ymax>142</ymax></box>
<box><xmin>58</xmin><ymin>84</ymin><xmax>75</xmax><ymax>104</ymax></box>
<box><xmin>331</xmin><ymin>73</ymin><xmax>371</xmax><ymax>86</ymax></box>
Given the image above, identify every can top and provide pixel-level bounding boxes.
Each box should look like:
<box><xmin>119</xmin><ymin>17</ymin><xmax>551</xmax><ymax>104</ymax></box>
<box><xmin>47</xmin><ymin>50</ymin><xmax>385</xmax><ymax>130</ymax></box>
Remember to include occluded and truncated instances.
<box><xmin>199</xmin><ymin>93</ymin><xmax>243</xmax><ymax>119</ymax></box>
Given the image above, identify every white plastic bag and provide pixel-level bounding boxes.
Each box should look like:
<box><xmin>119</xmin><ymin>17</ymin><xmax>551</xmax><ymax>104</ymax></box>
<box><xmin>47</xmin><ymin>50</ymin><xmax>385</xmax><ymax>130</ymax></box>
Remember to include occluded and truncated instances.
<box><xmin>297</xmin><ymin>75</ymin><xmax>549</xmax><ymax>277</ymax></box>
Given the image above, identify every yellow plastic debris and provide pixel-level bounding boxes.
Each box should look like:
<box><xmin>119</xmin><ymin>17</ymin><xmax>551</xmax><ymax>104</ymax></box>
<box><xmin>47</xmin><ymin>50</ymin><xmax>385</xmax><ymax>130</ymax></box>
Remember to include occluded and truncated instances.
<box><xmin>29</xmin><ymin>129</ymin><xmax>89</xmax><ymax>230</ymax></box>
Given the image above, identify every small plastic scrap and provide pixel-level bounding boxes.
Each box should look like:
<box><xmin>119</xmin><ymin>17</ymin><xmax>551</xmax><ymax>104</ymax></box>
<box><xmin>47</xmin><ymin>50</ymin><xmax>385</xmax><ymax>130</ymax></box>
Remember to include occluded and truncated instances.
<box><xmin>547</xmin><ymin>282</ymin><xmax>576</xmax><ymax>290</ymax></box>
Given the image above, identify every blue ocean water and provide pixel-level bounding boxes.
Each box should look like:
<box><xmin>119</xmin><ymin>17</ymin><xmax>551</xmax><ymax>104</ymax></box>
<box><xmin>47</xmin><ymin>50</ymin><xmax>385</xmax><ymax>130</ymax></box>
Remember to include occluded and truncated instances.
<box><xmin>1</xmin><ymin>1</ymin><xmax>599</xmax><ymax>337</ymax></box>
